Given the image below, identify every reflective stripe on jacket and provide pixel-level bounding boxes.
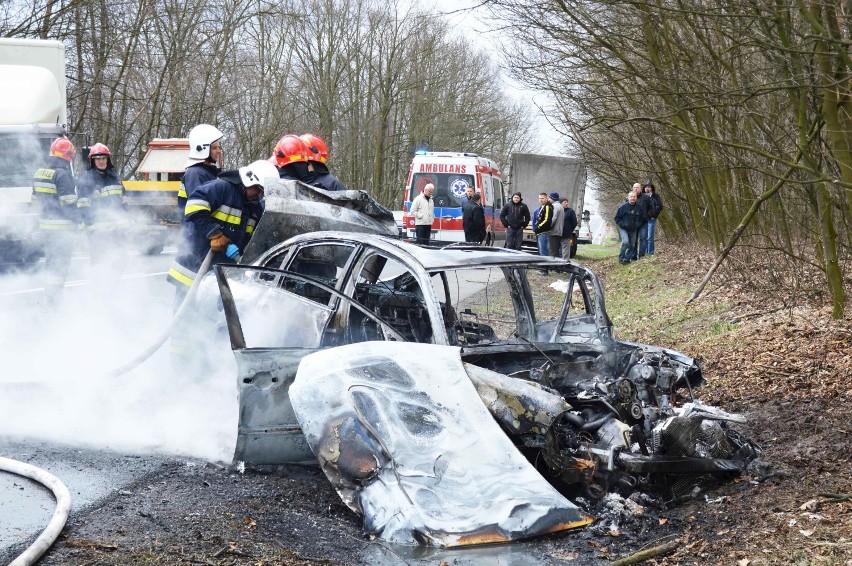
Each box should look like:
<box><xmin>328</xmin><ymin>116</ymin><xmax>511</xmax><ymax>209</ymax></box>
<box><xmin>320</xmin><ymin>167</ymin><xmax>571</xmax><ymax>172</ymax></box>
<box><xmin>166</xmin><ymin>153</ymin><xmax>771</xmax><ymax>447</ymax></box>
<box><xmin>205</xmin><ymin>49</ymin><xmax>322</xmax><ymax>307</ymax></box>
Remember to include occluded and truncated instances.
<box><xmin>77</xmin><ymin>167</ymin><xmax>128</xmax><ymax>229</ymax></box>
<box><xmin>167</xmin><ymin>174</ymin><xmax>263</xmax><ymax>288</ymax></box>
<box><xmin>32</xmin><ymin>157</ymin><xmax>79</xmax><ymax>230</ymax></box>
<box><xmin>178</xmin><ymin>162</ymin><xmax>220</xmax><ymax>221</ymax></box>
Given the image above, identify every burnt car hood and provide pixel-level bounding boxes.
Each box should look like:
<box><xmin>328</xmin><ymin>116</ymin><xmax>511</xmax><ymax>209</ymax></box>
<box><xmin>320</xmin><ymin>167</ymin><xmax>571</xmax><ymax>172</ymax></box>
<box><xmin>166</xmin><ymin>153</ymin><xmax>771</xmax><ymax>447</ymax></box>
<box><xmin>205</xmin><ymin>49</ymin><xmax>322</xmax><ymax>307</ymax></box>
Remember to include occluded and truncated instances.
<box><xmin>289</xmin><ymin>341</ymin><xmax>593</xmax><ymax>547</ymax></box>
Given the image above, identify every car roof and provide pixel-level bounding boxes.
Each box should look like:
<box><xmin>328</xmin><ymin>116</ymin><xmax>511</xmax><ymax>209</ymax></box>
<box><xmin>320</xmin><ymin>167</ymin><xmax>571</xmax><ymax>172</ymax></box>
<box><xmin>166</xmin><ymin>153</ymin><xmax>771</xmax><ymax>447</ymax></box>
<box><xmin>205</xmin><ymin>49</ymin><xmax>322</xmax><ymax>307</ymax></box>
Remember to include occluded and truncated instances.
<box><xmin>273</xmin><ymin>231</ymin><xmax>573</xmax><ymax>271</ymax></box>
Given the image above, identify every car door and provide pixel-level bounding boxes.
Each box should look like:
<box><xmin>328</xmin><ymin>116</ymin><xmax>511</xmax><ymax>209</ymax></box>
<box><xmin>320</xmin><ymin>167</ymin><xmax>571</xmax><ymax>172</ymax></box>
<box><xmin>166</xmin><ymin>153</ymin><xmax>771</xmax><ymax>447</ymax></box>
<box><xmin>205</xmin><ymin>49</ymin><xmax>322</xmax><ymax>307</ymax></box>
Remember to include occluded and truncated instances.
<box><xmin>216</xmin><ymin>261</ymin><xmax>408</xmax><ymax>465</ymax></box>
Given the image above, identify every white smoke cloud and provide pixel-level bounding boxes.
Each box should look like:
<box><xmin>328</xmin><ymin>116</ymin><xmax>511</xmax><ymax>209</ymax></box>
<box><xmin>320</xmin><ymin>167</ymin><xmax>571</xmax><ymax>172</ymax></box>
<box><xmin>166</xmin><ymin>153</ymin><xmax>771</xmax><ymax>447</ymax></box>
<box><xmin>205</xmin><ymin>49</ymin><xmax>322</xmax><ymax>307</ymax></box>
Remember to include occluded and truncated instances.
<box><xmin>0</xmin><ymin>255</ymin><xmax>238</xmax><ymax>462</ymax></box>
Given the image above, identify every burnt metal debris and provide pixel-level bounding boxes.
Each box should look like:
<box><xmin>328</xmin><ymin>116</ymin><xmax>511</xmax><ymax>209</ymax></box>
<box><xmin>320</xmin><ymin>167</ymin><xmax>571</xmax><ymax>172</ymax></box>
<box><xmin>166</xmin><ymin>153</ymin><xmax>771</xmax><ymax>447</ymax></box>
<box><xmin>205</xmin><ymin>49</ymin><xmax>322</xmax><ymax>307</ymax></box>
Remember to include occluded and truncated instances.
<box><xmin>192</xmin><ymin>229</ymin><xmax>761</xmax><ymax>548</ymax></box>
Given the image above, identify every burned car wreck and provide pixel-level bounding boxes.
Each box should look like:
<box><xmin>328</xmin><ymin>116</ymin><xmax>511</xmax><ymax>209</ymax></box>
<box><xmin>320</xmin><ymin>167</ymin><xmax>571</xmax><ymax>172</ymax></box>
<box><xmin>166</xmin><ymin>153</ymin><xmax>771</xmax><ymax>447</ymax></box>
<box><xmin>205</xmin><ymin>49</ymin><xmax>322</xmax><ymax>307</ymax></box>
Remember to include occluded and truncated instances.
<box><xmin>195</xmin><ymin>232</ymin><xmax>760</xmax><ymax>547</ymax></box>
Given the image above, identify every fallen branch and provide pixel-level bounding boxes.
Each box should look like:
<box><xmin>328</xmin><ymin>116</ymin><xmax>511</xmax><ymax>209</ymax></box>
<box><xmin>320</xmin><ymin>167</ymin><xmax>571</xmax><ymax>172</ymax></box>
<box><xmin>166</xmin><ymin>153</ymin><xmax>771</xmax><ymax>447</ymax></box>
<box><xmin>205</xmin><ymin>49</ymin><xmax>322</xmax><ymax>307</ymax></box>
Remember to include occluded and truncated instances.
<box><xmin>63</xmin><ymin>539</ymin><xmax>118</xmax><ymax>552</ymax></box>
<box><xmin>819</xmin><ymin>493</ymin><xmax>851</xmax><ymax>502</ymax></box>
<box><xmin>607</xmin><ymin>540</ymin><xmax>681</xmax><ymax>566</ymax></box>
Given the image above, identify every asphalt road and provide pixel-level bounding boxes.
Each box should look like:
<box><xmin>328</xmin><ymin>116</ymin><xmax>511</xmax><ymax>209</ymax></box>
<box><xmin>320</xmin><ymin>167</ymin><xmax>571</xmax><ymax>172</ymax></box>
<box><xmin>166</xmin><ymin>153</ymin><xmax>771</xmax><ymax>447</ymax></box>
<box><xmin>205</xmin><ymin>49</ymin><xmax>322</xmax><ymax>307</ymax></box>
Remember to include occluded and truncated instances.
<box><xmin>0</xmin><ymin>242</ymin><xmax>231</xmax><ymax>561</ymax></box>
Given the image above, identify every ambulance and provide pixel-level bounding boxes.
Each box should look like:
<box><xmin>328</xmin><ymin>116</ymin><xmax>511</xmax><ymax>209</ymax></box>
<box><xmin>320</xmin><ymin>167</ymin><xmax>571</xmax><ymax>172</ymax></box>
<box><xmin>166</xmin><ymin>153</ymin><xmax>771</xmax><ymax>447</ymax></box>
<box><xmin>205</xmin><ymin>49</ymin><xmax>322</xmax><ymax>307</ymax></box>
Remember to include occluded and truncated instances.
<box><xmin>402</xmin><ymin>151</ymin><xmax>506</xmax><ymax>244</ymax></box>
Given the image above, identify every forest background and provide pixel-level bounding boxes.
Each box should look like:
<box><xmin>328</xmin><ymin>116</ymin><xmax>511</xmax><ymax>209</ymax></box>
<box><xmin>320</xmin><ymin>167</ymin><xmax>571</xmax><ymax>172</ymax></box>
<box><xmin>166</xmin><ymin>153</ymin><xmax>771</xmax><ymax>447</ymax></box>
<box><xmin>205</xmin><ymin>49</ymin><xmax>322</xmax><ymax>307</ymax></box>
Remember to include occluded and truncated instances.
<box><xmin>2</xmin><ymin>0</ymin><xmax>851</xmax><ymax>317</ymax></box>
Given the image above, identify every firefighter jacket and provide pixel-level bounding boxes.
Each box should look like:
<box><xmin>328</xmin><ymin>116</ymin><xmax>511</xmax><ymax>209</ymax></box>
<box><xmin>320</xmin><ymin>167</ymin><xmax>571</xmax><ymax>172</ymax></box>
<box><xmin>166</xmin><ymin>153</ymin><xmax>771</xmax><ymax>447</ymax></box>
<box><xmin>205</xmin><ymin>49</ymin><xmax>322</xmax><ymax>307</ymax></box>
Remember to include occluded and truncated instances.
<box><xmin>32</xmin><ymin>156</ymin><xmax>79</xmax><ymax>230</ymax></box>
<box><xmin>76</xmin><ymin>166</ymin><xmax>128</xmax><ymax>229</ymax></box>
<box><xmin>533</xmin><ymin>202</ymin><xmax>554</xmax><ymax>234</ymax></box>
<box><xmin>178</xmin><ymin>162</ymin><xmax>220</xmax><ymax>220</ymax></box>
<box><xmin>305</xmin><ymin>163</ymin><xmax>346</xmax><ymax>191</ymax></box>
<box><xmin>167</xmin><ymin>172</ymin><xmax>263</xmax><ymax>288</ymax></box>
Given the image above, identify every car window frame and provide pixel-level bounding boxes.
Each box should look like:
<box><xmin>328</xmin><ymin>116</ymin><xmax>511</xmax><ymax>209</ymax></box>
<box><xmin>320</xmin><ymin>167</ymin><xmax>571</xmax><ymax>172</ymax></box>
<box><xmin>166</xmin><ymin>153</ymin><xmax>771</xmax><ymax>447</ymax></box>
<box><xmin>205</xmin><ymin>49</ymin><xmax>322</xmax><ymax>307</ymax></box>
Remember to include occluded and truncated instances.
<box><xmin>213</xmin><ymin>264</ymin><xmax>409</xmax><ymax>349</ymax></box>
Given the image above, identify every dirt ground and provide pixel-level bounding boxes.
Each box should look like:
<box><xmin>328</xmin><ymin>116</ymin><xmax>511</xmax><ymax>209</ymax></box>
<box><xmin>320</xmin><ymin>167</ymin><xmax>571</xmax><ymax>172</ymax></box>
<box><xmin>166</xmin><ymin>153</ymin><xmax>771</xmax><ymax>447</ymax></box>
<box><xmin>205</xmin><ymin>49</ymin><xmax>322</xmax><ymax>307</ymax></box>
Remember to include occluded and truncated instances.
<box><xmin>35</xmin><ymin>243</ymin><xmax>852</xmax><ymax>565</ymax></box>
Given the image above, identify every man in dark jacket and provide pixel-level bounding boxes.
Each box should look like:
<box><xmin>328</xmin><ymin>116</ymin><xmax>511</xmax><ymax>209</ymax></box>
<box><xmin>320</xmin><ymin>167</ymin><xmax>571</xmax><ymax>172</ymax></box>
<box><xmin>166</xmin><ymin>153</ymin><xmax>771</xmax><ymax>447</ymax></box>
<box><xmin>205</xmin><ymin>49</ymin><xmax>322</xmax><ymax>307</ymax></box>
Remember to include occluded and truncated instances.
<box><xmin>644</xmin><ymin>182</ymin><xmax>663</xmax><ymax>255</ymax></box>
<box><xmin>615</xmin><ymin>191</ymin><xmax>644</xmax><ymax>264</ymax></box>
<box><xmin>560</xmin><ymin>198</ymin><xmax>578</xmax><ymax>259</ymax></box>
<box><xmin>462</xmin><ymin>192</ymin><xmax>486</xmax><ymax>243</ymax></box>
<box><xmin>633</xmin><ymin>182</ymin><xmax>652</xmax><ymax>258</ymax></box>
<box><xmin>499</xmin><ymin>192</ymin><xmax>530</xmax><ymax>250</ymax></box>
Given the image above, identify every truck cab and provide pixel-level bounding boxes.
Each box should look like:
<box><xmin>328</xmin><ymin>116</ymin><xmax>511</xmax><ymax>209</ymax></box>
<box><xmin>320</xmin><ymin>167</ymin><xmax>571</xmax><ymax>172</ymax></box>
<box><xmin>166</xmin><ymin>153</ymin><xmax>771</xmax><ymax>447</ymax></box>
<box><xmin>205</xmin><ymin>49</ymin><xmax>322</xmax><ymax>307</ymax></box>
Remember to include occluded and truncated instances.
<box><xmin>0</xmin><ymin>38</ymin><xmax>69</xmax><ymax>269</ymax></box>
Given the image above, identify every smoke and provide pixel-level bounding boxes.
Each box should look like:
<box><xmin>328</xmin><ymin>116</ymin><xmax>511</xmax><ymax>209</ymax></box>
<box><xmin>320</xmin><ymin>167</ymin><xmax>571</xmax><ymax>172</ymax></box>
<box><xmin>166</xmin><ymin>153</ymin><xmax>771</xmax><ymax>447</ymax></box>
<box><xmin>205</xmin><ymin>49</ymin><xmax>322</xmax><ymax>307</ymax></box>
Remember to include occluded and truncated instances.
<box><xmin>0</xmin><ymin>249</ymin><xmax>238</xmax><ymax>463</ymax></box>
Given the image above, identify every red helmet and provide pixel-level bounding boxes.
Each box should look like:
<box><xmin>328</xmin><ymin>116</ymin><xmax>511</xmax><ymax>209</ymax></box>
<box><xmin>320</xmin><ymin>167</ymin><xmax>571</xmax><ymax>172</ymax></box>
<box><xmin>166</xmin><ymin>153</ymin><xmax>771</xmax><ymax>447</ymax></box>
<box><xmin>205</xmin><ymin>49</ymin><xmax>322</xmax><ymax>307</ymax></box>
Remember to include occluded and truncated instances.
<box><xmin>88</xmin><ymin>142</ymin><xmax>113</xmax><ymax>168</ymax></box>
<box><xmin>300</xmin><ymin>133</ymin><xmax>329</xmax><ymax>164</ymax></box>
<box><xmin>273</xmin><ymin>135</ymin><xmax>309</xmax><ymax>167</ymax></box>
<box><xmin>50</xmin><ymin>137</ymin><xmax>76</xmax><ymax>161</ymax></box>
<box><xmin>88</xmin><ymin>142</ymin><xmax>111</xmax><ymax>158</ymax></box>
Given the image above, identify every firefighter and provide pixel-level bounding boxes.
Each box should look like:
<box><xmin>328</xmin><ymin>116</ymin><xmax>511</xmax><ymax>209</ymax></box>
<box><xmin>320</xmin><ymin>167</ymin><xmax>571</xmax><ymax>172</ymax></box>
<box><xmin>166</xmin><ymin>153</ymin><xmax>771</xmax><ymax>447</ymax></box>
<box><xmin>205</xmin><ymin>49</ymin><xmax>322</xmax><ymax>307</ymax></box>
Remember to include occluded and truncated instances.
<box><xmin>273</xmin><ymin>134</ymin><xmax>310</xmax><ymax>181</ymax></box>
<box><xmin>178</xmin><ymin>124</ymin><xmax>224</xmax><ymax>220</ymax></box>
<box><xmin>76</xmin><ymin>143</ymin><xmax>129</xmax><ymax>285</ymax></box>
<box><xmin>167</xmin><ymin>159</ymin><xmax>279</xmax><ymax>309</ymax></box>
<box><xmin>32</xmin><ymin>136</ymin><xmax>78</xmax><ymax>299</ymax></box>
<box><xmin>300</xmin><ymin>133</ymin><xmax>346</xmax><ymax>191</ymax></box>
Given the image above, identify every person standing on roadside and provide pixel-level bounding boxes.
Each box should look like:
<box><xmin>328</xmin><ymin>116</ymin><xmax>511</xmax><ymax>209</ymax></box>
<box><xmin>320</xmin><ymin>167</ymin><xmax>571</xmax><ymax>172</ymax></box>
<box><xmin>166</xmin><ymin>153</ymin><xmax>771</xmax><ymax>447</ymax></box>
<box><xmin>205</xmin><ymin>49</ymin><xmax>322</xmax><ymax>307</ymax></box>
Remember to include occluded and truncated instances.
<box><xmin>461</xmin><ymin>185</ymin><xmax>475</xmax><ymax>205</ymax></box>
<box><xmin>179</xmin><ymin>124</ymin><xmax>224</xmax><ymax>221</ymax></box>
<box><xmin>560</xmin><ymin>198</ymin><xmax>578</xmax><ymax>259</ymax></box>
<box><xmin>644</xmin><ymin>181</ymin><xmax>663</xmax><ymax>255</ymax></box>
<box><xmin>462</xmin><ymin>192</ymin><xmax>486</xmax><ymax>243</ymax></box>
<box><xmin>615</xmin><ymin>191</ymin><xmax>643</xmax><ymax>265</ymax></box>
<box><xmin>547</xmin><ymin>192</ymin><xmax>563</xmax><ymax>259</ymax></box>
<box><xmin>410</xmin><ymin>183</ymin><xmax>435</xmax><ymax>245</ymax></box>
<box><xmin>499</xmin><ymin>192</ymin><xmax>530</xmax><ymax>250</ymax></box>
<box><xmin>633</xmin><ymin>182</ymin><xmax>651</xmax><ymax>259</ymax></box>
<box><xmin>533</xmin><ymin>192</ymin><xmax>553</xmax><ymax>257</ymax></box>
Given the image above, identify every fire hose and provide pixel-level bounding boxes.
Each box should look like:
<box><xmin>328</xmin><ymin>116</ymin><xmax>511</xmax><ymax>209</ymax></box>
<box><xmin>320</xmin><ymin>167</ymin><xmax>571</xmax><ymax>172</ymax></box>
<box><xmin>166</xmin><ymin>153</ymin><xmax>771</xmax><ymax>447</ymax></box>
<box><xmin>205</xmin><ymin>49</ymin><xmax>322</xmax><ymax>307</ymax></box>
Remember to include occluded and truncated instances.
<box><xmin>102</xmin><ymin>248</ymin><xmax>215</xmax><ymax>379</ymax></box>
<box><xmin>0</xmin><ymin>457</ymin><xmax>71</xmax><ymax>566</ymax></box>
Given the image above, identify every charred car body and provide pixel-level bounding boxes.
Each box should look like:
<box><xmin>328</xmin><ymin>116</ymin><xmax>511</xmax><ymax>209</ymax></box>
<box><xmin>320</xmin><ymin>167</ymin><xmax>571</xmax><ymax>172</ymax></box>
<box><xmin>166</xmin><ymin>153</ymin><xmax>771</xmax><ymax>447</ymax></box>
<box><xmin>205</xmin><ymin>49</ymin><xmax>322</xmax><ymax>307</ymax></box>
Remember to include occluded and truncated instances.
<box><xmin>193</xmin><ymin>228</ymin><xmax>759</xmax><ymax>547</ymax></box>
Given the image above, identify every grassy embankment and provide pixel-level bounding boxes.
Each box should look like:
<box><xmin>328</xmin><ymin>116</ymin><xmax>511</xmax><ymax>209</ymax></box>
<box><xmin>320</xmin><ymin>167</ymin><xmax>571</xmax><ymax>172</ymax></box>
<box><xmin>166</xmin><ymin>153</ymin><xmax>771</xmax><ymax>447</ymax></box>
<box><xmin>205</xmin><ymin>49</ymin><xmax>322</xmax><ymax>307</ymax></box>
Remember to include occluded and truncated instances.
<box><xmin>572</xmin><ymin>242</ymin><xmax>741</xmax><ymax>360</ymax></box>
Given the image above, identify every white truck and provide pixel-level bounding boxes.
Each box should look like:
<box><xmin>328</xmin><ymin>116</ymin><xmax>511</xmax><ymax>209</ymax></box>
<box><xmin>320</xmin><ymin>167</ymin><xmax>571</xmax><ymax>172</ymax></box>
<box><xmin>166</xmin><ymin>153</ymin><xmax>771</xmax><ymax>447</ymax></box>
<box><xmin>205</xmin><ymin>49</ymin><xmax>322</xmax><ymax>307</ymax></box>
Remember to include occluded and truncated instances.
<box><xmin>0</xmin><ymin>38</ymin><xmax>69</xmax><ymax>269</ymax></box>
<box><xmin>508</xmin><ymin>153</ymin><xmax>590</xmax><ymax>257</ymax></box>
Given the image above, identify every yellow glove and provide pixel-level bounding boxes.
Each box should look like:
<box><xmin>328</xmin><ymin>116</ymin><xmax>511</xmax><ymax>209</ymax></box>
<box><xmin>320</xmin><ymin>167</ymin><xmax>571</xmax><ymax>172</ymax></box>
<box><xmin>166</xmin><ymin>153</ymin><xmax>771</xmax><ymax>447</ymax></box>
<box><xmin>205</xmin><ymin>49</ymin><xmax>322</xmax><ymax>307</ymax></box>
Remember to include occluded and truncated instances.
<box><xmin>209</xmin><ymin>233</ymin><xmax>231</xmax><ymax>252</ymax></box>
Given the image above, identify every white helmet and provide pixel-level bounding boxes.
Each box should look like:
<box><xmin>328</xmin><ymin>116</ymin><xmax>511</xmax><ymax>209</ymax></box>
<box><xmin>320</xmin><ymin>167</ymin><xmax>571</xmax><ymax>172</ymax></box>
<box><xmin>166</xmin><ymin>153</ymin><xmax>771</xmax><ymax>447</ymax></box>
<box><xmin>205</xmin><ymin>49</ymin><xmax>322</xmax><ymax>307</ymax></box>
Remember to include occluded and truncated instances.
<box><xmin>187</xmin><ymin>124</ymin><xmax>224</xmax><ymax>161</ymax></box>
<box><xmin>239</xmin><ymin>160</ymin><xmax>279</xmax><ymax>188</ymax></box>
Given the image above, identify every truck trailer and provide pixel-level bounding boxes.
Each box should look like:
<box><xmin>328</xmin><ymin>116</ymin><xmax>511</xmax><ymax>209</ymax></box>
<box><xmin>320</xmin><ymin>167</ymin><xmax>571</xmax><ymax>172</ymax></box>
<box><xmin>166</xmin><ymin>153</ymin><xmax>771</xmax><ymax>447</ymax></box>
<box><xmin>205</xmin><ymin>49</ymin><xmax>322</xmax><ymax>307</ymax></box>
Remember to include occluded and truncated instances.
<box><xmin>508</xmin><ymin>153</ymin><xmax>589</xmax><ymax>257</ymax></box>
<box><xmin>0</xmin><ymin>38</ymin><xmax>69</xmax><ymax>269</ymax></box>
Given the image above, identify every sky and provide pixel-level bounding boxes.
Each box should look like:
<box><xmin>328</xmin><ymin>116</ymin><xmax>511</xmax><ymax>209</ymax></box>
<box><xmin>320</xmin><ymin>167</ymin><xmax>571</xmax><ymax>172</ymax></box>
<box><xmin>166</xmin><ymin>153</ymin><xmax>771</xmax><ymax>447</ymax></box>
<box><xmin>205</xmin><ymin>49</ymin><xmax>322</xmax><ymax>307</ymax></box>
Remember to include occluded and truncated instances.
<box><xmin>433</xmin><ymin>1</ymin><xmax>571</xmax><ymax>157</ymax></box>
<box><xmin>432</xmin><ymin>2</ymin><xmax>601</xmax><ymax>215</ymax></box>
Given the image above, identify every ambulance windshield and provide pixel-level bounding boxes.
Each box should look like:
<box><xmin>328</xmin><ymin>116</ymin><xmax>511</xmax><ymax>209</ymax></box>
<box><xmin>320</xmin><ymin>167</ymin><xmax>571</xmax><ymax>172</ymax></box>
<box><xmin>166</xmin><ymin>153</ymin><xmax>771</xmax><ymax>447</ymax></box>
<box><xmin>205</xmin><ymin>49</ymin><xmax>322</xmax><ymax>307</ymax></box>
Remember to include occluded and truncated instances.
<box><xmin>411</xmin><ymin>172</ymin><xmax>475</xmax><ymax>208</ymax></box>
